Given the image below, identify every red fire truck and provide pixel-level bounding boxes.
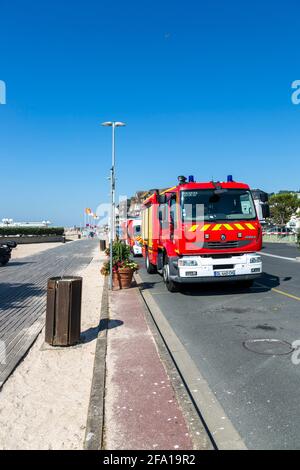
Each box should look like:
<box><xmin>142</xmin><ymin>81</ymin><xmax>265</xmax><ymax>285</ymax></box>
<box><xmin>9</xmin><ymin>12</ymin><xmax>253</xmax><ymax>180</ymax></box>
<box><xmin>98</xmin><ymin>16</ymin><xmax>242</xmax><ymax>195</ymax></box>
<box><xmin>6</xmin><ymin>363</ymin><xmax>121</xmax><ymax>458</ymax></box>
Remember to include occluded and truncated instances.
<box><xmin>124</xmin><ymin>218</ymin><xmax>143</xmax><ymax>256</ymax></box>
<box><xmin>141</xmin><ymin>175</ymin><xmax>268</xmax><ymax>292</ymax></box>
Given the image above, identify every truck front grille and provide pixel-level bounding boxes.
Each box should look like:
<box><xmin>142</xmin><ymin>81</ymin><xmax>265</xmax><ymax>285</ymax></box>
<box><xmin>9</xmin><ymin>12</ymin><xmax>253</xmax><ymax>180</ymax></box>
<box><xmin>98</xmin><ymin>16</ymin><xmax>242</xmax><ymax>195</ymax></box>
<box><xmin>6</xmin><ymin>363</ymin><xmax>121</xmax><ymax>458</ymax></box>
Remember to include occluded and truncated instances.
<box><xmin>206</xmin><ymin>241</ymin><xmax>239</xmax><ymax>249</ymax></box>
<box><xmin>213</xmin><ymin>264</ymin><xmax>234</xmax><ymax>270</ymax></box>
<box><xmin>204</xmin><ymin>240</ymin><xmax>251</xmax><ymax>249</ymax></box>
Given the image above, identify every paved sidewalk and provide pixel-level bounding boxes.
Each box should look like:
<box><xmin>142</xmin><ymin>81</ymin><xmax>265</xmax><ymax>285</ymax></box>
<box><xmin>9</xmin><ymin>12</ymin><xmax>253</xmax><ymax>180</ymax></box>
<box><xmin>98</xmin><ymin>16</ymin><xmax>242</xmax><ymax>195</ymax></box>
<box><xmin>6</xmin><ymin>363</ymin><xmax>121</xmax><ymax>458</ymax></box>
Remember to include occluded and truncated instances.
<box><xmin>104</xmin><ymin>286</ymin><xmax>196</xmax><ymax>450</ymax></box>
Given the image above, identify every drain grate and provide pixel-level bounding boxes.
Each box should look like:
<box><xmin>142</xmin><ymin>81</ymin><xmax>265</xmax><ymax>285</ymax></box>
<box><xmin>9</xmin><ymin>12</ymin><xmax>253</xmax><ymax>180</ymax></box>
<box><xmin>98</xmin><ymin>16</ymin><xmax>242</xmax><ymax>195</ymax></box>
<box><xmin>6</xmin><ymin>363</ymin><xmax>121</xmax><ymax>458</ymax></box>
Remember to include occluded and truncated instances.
<box><xmin>243</xmin><ymin>338</ymin><xmax>293</xmax><ymax>356</ymax></box>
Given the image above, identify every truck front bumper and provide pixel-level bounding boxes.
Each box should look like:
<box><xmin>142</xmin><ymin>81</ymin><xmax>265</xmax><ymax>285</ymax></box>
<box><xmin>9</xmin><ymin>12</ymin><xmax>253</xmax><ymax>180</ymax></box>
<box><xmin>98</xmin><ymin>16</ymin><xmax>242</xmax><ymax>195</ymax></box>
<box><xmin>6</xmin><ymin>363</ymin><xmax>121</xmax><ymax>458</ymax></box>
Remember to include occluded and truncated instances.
<box><xmin>170</xmin><ymin>273</ymin><xmax>261</xmax><ymax>284</ymax></box>
<box><xmin>168</xmin><ymin>253</ymin><xmax>262</xmax><ymax>284</ymax></box>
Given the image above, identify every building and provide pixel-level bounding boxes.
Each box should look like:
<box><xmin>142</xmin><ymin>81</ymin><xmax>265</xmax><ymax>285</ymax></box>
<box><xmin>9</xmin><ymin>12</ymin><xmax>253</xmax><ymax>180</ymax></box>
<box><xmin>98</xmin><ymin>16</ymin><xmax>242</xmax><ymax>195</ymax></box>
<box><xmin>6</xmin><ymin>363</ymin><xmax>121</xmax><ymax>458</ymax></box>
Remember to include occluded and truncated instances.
<box><xmin>127</xmin><ymin>191</ymin><xmax>148</xmax><ymax>218</ymax></box>
<box><xmin>127</xmin><ymin>189</ymin><xmax>169</xmax><ymax>218</ymax></box>
<box><xmin>0</xmin><ymin>220</ymin><xmax>52</xmax><ymax>227</ymax></box>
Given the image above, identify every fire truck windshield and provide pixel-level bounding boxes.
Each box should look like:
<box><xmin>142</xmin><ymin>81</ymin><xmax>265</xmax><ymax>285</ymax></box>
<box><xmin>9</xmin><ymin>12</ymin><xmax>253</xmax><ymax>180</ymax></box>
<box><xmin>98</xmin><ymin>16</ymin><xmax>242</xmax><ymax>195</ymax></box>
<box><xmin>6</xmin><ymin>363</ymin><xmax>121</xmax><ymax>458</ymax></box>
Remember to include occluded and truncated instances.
<box><xmin>181</xmin><ymin>189</ymin><xmax>256</xmax><ymax>222</ymax></box>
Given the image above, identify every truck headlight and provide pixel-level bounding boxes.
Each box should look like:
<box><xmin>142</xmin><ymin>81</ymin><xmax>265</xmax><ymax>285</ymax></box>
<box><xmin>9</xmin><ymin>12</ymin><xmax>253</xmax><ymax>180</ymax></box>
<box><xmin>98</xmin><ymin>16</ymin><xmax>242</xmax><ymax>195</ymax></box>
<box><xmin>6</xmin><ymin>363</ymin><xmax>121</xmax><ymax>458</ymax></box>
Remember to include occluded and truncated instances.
<box><xmin>178</xmin><ymin>259</ymin><xmax>198</xmax><ymax>267</ymax></box>
<box><xmin>249</xmin><ymin>256</ymin><xmax>261</xmax><ymax>264</ymax></box>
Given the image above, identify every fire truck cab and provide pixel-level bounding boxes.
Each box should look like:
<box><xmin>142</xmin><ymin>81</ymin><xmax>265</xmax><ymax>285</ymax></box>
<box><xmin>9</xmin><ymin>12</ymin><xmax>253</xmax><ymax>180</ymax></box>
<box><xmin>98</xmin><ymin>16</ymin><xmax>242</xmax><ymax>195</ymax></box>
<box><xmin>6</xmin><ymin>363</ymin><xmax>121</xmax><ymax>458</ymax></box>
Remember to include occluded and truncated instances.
<box><xmin>126</xmin><ymin>218</ymin><xmax>143</xmax><ymax>256</ymax></box>
<box><xmin>141</xmin><ymin>175</ymin><xmax>264</xmax><ymax>292</ymax></box>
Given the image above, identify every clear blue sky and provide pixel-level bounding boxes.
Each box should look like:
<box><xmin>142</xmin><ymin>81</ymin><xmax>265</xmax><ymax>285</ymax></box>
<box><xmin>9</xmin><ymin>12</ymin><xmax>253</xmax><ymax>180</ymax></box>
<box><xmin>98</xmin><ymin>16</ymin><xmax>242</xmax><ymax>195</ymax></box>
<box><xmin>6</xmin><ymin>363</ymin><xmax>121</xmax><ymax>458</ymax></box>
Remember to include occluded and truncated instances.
<box><xmin>1</xmin><ymin>0</ymin><xmax>300</xmax><ymax>226</ymax></box>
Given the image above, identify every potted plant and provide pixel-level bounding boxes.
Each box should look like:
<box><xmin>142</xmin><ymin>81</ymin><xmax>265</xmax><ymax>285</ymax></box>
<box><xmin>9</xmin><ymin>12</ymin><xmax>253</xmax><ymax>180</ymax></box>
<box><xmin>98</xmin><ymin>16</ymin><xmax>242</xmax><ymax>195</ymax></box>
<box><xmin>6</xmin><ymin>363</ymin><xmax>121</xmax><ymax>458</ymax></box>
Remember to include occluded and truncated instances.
<box><xmin>100</xmin><ymin>240</ymin><xmax>139</xmax><ymax>289</ymax></box>
<box><xmin>112</xmin><ymin>259</ymin><xmax>139</xmax><ymax>289</ymax></box>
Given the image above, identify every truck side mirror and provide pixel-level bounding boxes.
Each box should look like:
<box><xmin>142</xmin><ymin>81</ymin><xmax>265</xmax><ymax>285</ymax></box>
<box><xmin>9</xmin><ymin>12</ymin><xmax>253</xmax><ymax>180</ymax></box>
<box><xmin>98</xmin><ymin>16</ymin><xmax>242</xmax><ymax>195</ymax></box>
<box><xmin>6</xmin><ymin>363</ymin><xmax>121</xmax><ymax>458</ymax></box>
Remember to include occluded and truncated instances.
<box><xmin>262</xmin><ymin>204</ymin><xmax>270</xmax><ymax>219</ymax></box>
<box><xmin>260</xmin><ymin>192</ymin><xmax>269</xmax><ymax>203</ymax></box>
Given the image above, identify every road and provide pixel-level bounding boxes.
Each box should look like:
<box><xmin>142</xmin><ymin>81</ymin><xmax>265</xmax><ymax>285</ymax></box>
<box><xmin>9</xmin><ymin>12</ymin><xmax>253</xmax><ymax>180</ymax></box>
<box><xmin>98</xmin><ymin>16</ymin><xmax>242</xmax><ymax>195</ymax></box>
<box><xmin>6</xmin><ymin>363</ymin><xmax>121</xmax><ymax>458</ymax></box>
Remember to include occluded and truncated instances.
<box><xmin>0</xmin><ymin>239</ymin><xmax>97</xmax><ymax>387</ymax></box>
<box><xmin>138</xmin><ymin>242</ymin><xmax>300</xmax><ymax>449</ymax></box>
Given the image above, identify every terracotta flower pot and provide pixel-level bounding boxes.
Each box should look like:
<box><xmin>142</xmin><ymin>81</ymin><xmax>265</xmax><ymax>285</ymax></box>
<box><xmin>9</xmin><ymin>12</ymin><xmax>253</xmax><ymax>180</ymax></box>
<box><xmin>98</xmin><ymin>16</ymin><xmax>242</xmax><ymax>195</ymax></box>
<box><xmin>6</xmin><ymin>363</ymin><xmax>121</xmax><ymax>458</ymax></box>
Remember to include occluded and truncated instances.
<box><xmin>112</xmin><ymin>267</ymin><xmax>134</xmax><ymax>289</ymax></box>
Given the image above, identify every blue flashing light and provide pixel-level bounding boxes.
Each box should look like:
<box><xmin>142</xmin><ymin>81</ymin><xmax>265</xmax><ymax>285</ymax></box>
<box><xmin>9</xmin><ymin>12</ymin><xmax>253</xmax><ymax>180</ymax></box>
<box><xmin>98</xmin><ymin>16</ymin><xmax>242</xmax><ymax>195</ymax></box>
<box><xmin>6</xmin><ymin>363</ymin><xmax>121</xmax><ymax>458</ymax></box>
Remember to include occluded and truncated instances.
<box><xmin>188</xmin><ymin>175</ymin><xmax>195</xmax><ymax>182</ymax></box>
<box><xmin>227</xmin><ymin>175</ymin><xmax>233</xmax><ymax>182</ymax></box>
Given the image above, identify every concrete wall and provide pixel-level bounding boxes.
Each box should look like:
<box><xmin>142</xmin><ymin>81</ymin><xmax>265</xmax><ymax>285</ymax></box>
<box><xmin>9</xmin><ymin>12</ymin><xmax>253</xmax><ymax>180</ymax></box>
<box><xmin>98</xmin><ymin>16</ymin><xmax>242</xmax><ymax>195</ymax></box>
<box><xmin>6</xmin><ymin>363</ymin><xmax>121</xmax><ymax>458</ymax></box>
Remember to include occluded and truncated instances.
<box><xmin>263</xmin><ymin>234</ymin><xmax>297</xmax><ymax>244</ymax></box>
<box><xmin>0</xmin><ymin>236</ymin><xmax>65</xmax><ymax>245</ymax></box>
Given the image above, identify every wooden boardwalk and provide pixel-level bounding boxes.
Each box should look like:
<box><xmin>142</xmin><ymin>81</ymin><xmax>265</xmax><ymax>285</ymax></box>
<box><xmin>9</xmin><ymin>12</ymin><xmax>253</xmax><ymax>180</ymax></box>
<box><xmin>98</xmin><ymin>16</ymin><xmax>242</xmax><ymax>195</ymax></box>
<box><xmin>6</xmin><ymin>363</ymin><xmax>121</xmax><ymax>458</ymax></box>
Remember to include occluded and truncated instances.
<box><xmin>0</xmin><ymin>239</ymin><xmax>97</xmax><ymax>388</ymax></box>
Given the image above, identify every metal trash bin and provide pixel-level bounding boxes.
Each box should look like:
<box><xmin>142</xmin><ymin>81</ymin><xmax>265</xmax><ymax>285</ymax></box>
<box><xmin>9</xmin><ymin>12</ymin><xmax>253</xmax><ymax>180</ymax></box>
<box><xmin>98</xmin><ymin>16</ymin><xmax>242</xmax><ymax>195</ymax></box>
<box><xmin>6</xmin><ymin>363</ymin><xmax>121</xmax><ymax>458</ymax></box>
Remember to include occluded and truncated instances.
<box><xmin>99</xmin><ymin>239</ymin><xmax>106</xmax><ymax>251</ymax></box>
<box><xmin>45</xmin><ymin>276</ymin><xmax>82</xmax><ymax>346</ymax></box>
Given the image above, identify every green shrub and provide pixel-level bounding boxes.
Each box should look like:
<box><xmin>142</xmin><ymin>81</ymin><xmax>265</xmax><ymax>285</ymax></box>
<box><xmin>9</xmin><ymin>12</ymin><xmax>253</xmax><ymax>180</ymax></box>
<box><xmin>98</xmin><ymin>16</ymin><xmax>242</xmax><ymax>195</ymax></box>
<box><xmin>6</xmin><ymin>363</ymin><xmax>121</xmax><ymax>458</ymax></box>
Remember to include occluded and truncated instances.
<box><xmin>104</xmin><ymin>240</ymin><xmax>130</xmax><ymax>262</ymax></box>
<box><xmin>0</xmin><ymin>226</ymin><xmax>65</xmax><ymax>236</ymax></box>
<box><xmin>101</xmin><ymin>240</ymin><xmax>138</xmax><ymax>275</ymax></box>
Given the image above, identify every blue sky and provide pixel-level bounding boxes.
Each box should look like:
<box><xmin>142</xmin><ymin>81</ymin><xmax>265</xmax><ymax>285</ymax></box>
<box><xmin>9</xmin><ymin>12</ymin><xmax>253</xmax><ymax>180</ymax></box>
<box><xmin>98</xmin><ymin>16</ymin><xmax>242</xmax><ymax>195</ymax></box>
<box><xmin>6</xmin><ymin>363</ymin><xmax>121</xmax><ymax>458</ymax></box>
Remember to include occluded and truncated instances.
<box><xmin>0</xmin><ymin>0</ymin><xmax>300</xmax><ymax>226</ymax></box>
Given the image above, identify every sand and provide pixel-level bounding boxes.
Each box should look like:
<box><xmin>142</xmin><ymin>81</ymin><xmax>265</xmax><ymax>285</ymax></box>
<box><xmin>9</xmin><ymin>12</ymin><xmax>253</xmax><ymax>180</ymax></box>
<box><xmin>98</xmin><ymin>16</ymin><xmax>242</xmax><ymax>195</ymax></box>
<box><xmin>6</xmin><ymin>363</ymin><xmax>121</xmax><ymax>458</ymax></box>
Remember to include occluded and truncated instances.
<box><xmin>10</xmin><ymin>242</ymin><xmax>67</xmax><ymax>260</ymax></box>
<box><xmin>0</xmin><ymin>246</ymin><xmax>105</xmax><ymax>450</ymax></box>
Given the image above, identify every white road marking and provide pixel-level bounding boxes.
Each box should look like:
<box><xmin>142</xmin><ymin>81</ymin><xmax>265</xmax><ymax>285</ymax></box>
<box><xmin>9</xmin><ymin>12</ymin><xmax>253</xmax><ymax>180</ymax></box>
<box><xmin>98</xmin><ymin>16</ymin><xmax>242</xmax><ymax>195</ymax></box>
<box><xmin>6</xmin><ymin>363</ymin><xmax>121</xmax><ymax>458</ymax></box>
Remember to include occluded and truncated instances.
<box><xmin>261</xmin><ymin>252</ymin><xmax>300</xmax><ymax>262</ymax></box>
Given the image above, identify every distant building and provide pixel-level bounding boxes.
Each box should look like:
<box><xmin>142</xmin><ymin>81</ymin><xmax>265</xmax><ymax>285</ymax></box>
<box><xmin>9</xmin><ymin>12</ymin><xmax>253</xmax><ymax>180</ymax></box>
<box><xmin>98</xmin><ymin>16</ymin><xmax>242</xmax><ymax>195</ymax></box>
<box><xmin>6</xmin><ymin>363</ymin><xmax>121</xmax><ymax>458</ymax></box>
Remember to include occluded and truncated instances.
<box><xmin>127</xmin><ymin>191</ymin><xmax>149</xmax><ymax>218</ymax></box>
<box><xmin>0</xmin><ymin>220</ymin><xmax>52</xmax><ymax>227</ymax></box>
<box><xmin>285</xmin><ymin>192</ymin><xmax>300</xmax><ymax>230</ymax></box>
<box><xmin>127</xmin><ymin>189</ymin><xmax>169</xmax><ymax>218</ymax></box>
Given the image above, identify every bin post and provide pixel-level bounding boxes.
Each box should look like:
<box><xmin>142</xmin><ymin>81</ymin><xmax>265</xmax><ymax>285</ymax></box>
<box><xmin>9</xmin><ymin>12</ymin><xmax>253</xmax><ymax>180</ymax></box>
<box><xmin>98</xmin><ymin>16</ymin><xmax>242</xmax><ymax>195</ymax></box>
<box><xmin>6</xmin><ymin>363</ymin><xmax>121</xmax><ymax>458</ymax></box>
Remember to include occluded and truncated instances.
<box><xmin>45</xmin><ymin>276</ymin><xmax>82</xmax><ymax>346</ymax></box>
<box><xmin>99</xmin><ymin>239</ymin><xmax>106</xmax><ymax>251</ymax></box>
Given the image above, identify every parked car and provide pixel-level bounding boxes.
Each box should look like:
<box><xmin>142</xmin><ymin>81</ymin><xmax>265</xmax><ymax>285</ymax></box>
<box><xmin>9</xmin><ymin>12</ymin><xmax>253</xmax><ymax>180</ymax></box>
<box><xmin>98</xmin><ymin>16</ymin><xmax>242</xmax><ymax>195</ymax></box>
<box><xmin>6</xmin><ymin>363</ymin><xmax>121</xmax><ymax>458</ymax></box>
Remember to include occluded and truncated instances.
<box><xmin>0</xmin><ymin>241</ymin><xmax>17</xmax><ymax>265</ymax></box>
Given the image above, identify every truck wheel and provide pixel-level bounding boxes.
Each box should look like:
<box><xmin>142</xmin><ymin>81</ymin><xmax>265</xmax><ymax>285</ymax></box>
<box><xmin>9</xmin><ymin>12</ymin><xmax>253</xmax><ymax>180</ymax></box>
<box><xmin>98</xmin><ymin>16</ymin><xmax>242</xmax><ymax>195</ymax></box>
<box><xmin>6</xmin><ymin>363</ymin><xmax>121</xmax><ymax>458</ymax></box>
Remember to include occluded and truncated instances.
<box><xmin>145</xmin><ymin>252</ymin><xmax>157</xmax><ymax>274</ymax></box>
<box><xmin>0</xmin><ymin>257</ymin><xmax>9</xmax><ymax>266</ymax></box>
<box><xmin>163</xmin><ymin>258</ymin><xmax>178</xmax><ymax>292</ymax></box>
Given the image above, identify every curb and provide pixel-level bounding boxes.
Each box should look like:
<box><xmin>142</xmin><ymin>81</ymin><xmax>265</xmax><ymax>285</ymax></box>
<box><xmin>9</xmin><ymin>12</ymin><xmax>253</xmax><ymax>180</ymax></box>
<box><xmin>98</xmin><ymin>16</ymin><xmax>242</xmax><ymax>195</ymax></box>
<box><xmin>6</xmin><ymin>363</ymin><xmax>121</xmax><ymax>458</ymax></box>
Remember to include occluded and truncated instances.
<box><xmin>136</xmin><ymin>272</ymin><xmax>247</xmax><ymax>451</ymax></box>
<box><xmin>84</xmin><ymin>276</ymin><xmax>109</xmax><ymax>450</ymax></box>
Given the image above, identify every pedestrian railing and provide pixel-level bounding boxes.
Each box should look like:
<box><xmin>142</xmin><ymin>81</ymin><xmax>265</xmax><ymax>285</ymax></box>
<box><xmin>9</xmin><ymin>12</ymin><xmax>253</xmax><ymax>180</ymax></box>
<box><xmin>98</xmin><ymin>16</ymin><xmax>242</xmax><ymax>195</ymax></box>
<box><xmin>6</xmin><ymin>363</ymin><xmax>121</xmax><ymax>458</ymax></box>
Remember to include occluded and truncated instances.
<box><xmin>263</xmin><ymin>233</ymin><xmax>298</xmax><ymax>244</ymax></box>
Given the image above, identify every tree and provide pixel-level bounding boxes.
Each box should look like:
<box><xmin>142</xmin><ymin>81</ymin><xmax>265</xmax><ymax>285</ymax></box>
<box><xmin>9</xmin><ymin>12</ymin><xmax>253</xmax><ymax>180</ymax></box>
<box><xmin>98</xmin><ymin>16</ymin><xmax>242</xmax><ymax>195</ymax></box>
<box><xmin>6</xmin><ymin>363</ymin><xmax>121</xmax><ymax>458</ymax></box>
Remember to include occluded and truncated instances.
<box><xmin>269</xmin><ymin>193</ymin><xmax>300</xmax><ymax>226</ymax></box>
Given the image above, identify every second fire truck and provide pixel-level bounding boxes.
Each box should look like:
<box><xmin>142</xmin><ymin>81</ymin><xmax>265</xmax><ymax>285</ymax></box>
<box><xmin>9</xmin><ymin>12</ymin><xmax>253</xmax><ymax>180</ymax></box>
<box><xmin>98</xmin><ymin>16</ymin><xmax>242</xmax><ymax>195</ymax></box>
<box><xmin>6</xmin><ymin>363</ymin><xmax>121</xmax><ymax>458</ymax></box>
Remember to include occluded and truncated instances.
<box><xmin>124</xmin><ymin>218</ymin><xmax>143</xmax><ymax>256</ymax></box>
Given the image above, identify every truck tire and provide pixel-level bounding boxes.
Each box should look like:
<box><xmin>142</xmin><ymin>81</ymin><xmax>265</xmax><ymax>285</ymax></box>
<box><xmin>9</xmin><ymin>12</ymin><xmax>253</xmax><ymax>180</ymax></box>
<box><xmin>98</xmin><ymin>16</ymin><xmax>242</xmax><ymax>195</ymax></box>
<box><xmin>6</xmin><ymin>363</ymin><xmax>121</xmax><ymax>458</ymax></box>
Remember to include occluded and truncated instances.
<box><xmin>145</xmin><ymin>251</ymin><xmax>157</xmax><ymax>274</ymax></box>
<box><xmin>163</xmin><ymin>257</ymin><xmax>179</xmax><ymax>292</ymax></box>
<box><xmin>0</xmin><ymin>256</ymin><xmax>9</xmax><ymax>266</ymax></box>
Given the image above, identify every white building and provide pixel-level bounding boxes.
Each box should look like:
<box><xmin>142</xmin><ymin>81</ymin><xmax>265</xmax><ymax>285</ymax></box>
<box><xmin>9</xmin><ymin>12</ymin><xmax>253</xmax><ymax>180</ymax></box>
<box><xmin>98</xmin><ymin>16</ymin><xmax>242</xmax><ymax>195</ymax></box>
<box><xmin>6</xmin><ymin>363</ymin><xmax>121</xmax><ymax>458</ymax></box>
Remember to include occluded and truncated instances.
<box><xmin>0</xmin><ymin>219</ymin><xmax>52</xmax><ymax>227</ymax></box>
<box><xmin>287</xmin><ymin>193</ymin><xmax>300</xmax><ymax>230</ymax></box>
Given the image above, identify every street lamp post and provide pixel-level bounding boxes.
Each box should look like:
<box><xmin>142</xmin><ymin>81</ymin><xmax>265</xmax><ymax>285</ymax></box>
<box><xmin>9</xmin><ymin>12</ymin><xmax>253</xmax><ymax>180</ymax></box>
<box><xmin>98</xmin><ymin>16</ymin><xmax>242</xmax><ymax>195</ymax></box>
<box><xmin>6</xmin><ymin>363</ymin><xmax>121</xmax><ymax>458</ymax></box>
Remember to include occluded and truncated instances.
<box><xmin>101</xmin><ymin>121</ymin><xmax>126</xmax><ymax>290</ymax></box>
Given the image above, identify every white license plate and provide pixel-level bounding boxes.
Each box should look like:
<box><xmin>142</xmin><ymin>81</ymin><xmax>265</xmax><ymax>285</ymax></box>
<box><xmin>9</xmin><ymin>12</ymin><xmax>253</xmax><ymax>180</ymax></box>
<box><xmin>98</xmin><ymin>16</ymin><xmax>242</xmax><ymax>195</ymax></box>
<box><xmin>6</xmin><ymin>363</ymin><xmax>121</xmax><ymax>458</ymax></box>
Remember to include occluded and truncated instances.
<box><xmin>214</xmin><ymin>270</ymin><xmax>235</xmax><ymax>277</ymax></box>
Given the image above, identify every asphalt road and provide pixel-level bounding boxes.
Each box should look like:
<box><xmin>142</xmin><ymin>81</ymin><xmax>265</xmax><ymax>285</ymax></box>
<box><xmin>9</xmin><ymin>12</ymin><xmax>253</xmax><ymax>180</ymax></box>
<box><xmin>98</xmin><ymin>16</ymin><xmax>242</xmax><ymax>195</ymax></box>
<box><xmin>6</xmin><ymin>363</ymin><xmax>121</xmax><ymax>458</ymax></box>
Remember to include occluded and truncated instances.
<box><xmin>138</xmin><ymin>242</ymin><xmax>300</xmax><ymax>449</ymax></box>
<box><xmin>0</xmin><ymin>239</ymin><xmax>97</xmax><ymax>387</ymax></box>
